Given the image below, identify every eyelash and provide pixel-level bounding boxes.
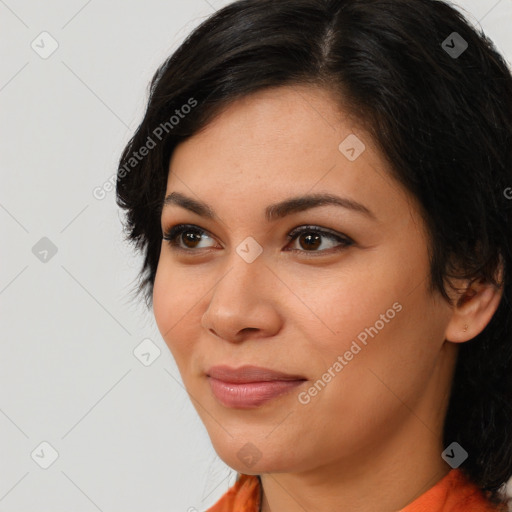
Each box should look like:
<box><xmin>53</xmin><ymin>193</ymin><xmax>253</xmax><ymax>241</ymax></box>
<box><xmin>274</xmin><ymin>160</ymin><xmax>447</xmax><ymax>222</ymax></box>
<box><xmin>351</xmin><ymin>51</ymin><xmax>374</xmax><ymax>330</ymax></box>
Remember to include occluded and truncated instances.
<box><xmin>162</xmin><ymin>223</ymin><xmax>354</xmax><ymax>256</ymax></box>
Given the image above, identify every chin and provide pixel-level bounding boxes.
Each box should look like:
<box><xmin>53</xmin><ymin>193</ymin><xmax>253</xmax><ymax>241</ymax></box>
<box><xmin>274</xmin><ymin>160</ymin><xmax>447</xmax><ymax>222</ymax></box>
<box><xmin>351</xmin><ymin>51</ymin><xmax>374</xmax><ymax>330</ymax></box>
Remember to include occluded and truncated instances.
<box><xmin>210</xmin><ymin>437</ymin><xmax>299</xmax><ymax>474</ymax></box>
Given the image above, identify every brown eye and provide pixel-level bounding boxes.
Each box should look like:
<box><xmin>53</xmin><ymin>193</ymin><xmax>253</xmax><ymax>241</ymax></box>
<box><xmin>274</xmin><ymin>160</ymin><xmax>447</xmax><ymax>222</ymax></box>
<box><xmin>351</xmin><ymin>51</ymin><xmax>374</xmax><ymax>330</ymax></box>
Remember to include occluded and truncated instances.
<box><xmin>286</xmin><ymin>226</ymin><xmax>353</xmax><ymax>254</ymax></box>
<box><xmin>163</xmin><ymin>225</ymin><xmax>215</xmax><ymax>251</ymax></box>
<box><xmin>297</xmin><ymin>232</ymin><xmax>322</xmax><ymax>250</ymax></box>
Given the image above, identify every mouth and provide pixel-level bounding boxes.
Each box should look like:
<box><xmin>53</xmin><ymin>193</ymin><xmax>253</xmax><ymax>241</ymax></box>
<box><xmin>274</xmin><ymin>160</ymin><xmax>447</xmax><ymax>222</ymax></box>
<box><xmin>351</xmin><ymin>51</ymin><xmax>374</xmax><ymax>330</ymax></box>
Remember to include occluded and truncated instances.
<box><xmin>206</xmin><ymin>365</ymin><xmax>307</xmax><ymax>409</ymax></box>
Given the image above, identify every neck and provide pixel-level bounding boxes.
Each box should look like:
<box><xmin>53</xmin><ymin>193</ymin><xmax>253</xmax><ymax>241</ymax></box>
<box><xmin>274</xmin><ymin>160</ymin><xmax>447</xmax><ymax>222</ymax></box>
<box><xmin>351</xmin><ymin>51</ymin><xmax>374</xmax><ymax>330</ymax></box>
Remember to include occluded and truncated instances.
<box><xmin>259</xmin><ymin>426</ymin><xmax>451</xmax><ymax>512</ymax></box>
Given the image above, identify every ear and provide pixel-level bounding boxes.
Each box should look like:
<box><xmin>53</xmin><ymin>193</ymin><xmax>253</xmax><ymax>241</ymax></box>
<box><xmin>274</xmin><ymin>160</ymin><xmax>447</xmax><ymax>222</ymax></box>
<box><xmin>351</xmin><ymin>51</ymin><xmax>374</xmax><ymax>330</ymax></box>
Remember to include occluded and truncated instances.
<box><xmin>444</xmin><ymin>262</ymin><xmax>504</xmax><ymax>343</ymax></box>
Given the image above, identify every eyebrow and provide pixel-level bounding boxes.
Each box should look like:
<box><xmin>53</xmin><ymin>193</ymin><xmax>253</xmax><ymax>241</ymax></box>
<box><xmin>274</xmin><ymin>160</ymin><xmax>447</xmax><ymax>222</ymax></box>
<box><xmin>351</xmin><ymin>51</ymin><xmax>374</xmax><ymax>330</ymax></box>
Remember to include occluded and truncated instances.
<box><xmin>161</xmin><ymin>191</ymin><xmax>377</xmax><ymax>222</ymax></box>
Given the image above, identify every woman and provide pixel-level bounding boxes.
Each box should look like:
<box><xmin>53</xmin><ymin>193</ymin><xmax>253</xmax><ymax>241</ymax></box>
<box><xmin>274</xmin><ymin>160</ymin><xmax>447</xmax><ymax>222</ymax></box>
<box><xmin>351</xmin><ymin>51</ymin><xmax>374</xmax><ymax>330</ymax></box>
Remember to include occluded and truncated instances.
<box><xmin>116</xmin><ymin>0</ymin><xmax>512</xmax><ymax>510</ymax></box>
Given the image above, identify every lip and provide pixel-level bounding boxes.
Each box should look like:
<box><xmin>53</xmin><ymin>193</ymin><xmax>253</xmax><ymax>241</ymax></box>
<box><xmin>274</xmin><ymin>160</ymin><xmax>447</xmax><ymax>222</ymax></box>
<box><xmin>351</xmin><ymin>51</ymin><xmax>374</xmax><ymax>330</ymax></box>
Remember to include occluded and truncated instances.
<box><xmin>207</xmin><ymin>365</ymin><xmax>306</xmax><ymax>383</ymax></box>
<box><xmin>206</xmin><ymin>365</ymin><xmax>307</xmax><ymax>408</ymax></box>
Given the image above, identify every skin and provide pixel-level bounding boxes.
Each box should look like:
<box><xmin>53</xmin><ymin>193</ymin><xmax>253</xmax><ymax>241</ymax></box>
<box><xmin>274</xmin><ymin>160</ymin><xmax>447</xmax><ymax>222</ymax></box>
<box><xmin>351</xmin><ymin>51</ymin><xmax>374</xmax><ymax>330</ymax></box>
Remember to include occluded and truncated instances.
<box><xmin>152</xmin><ymin>85</ymin><xmax>504</xmax><ymax>512</ymax></box>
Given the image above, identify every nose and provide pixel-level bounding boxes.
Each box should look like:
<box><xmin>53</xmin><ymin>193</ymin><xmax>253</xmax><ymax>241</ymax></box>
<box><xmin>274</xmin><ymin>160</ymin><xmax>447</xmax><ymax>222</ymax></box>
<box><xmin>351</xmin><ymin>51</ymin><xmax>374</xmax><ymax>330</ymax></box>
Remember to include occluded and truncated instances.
<box><xmin>201</xmin><ymin>253</ymin><xmax>282</xmax><ymax>344</ymax></box>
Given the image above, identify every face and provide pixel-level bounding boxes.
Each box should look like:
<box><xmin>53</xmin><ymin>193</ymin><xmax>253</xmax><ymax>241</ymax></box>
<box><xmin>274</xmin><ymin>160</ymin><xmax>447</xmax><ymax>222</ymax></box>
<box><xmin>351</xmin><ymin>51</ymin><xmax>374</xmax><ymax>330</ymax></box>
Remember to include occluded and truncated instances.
<box><xmin>153</xmin><ymin>85</ymin><xmax>455</xmax><ymax>475</ymax></box>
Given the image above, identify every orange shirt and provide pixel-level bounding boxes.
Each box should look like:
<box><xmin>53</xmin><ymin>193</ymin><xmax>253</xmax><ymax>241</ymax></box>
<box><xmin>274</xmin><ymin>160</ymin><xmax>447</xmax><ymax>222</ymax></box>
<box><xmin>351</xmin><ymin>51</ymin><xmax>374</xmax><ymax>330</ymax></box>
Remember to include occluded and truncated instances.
<box><xmin>206</xmin><ymin>469</ymin><xmax>508</xmax><ymax>512</ymax></box>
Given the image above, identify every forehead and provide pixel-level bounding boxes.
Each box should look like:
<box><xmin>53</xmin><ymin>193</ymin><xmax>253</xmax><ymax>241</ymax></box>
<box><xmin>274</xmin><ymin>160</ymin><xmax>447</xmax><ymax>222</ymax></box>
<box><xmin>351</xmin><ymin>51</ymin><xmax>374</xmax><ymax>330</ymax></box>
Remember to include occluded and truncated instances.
<box><xmin>172</xmin><ymin>85</ymin><xmax>351</xmax><ymax>162</ymax></box>
<box><xmin>164</xmin><ymin>85</ymin><xmax>417</xmax><ymax>227</ymax></box>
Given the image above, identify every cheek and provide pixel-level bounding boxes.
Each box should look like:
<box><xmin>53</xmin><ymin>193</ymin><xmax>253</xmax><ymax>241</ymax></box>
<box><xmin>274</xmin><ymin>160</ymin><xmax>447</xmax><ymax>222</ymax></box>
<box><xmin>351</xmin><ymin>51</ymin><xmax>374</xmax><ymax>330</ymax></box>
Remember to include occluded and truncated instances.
<box><xmin>152</xmin><ymin>260</ymin><xmax>195</xmax><ymax>358</ymax></box>
<box><xmin>299</xmin><ymin>255</ymin><xmax>440</xmax><ymax>394</ymax></box>
<box><xmin>291</xmin><ymin>267</ymin><xmax>402</xmax><ymax>356</ymax></box>
<box><xmin>152</xmin><ymin>264</ymin><xmax>172</xmax><ymax>337</ymax></box>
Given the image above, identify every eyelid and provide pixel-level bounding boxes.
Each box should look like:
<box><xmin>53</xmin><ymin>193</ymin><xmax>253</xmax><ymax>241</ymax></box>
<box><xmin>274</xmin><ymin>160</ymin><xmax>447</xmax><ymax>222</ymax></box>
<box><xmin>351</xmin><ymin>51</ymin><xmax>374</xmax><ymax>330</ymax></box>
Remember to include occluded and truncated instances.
<box><xmin>286</xmin><ymin>224</ymin><xmax>349</xmax><ymax>241</ymax></box>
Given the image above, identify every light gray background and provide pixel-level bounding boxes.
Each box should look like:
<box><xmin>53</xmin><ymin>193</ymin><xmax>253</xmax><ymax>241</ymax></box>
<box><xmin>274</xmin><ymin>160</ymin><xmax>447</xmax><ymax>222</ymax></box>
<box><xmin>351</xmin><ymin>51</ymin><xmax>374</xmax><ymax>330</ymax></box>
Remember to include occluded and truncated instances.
<box><xmin>1</xmin><ymin>1</ymin><xmax>511</xmax><ymax>511</ymax></box>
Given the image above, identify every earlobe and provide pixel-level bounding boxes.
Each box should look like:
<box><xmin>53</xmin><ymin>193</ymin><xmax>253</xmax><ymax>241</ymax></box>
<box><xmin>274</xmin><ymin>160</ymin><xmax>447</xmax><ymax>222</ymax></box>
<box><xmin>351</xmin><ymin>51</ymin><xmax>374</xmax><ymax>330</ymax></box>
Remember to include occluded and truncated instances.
<box><xmin>444</xmin><ymin>276</ymin><xmax>504</xmax><ymax>343</ymax></box>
